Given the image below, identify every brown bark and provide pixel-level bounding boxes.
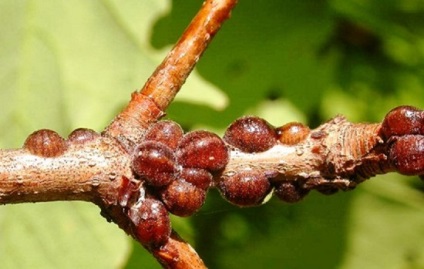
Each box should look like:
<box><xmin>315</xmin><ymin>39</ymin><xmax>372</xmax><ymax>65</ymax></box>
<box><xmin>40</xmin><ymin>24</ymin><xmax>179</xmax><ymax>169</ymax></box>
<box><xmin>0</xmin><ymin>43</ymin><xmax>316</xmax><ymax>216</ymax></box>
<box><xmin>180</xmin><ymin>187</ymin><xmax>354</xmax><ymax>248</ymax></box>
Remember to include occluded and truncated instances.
<box><xmin>104</xmin><ymin>0</ymin><xmax>238</xmax><ymax>152</ymax></box>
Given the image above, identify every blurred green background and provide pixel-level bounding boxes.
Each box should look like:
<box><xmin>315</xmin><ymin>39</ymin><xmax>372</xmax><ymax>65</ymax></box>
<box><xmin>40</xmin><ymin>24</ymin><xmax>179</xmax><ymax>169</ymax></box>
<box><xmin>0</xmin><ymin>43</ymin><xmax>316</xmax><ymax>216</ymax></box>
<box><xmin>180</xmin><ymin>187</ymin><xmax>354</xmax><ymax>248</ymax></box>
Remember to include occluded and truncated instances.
<box><xmin>0</xmin><ymin>0</ymin><xmax>424</xmax><ymax>268</ymax></box>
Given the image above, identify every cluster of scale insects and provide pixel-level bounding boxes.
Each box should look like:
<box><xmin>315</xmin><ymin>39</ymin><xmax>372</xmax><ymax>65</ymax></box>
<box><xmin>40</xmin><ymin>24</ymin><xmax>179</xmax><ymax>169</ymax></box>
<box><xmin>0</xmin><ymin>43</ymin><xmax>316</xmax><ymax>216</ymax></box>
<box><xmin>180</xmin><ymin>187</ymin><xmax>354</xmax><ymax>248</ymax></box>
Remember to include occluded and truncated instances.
<box><xmin>21</xmin><ymin>105</ymin><xmax>424</xmax><ymax>248</ymax></box>
<box><xmin>114</xmin><ymin>116</ymin><xmax>312</xmax><ymax>248</ymax></box>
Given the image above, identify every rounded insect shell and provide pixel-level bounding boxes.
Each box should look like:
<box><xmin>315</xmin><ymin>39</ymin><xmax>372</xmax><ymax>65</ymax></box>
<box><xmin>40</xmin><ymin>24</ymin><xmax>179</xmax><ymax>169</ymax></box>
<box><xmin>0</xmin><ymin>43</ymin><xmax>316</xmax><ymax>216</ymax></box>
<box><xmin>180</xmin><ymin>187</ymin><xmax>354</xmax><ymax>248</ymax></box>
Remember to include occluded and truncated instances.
<box><xmin>128</xmin><ymin>198</ymin><xmax>171</xmax><ymax>247</ymax></box>
<box><xmin>217</xmin><ymin>170</ymin><xmax>271</xmax><ymax>207</ymax></box>
<box><xmin>389</xmin><ymin>135</ymin><xmax>424</xmax><ymax>175</ymax></box>
<box><xmin>276</xmin><ymin>122</ymin><xmax>310</xmax><ymax>145</ymax></box>
<box><xmin>179</xmin><ymin>168</ymin><xmax>213</xmax><ymax>190</ymax></box>
<box><xmin>132</xmin><ymin>141</ymin><xmax>177</xmax><ymax>187</ymax></box>
<box><xmin>176</xmin><ymin>130</ymin><xmax>229</xmax><ymax>171</ymax></box>
<box><xmin>273</xmin><ymin>181</ymin><xmax>309</xmax><ymax>203</ymax></box>
<box><xmin>224</xmin><ymin>116</ymin><xmax>277</xmax><ymax>153</ymax></box>
<box><xmin>381</xmin><ymin>105</ymin><xmax>424</xmax><ymax>139</ymax></box>
<box><xmin>67</xmin><ymin>128</ymin><xmax>100</xmax><ymax>144</ymax></box>
<box><xmin>23</xmin><ymin>129</ymin><xmax>67</xmax><ymax>157</ymax></box>
<box><xmin>144</xmin><ymin>120</ymin><xmax>184</xmax><ymax>150</ymax></box>
<box><xmin>160</xmin><ymin>179</ymin><xmax>207</xmax><ymax>217</ymax></box>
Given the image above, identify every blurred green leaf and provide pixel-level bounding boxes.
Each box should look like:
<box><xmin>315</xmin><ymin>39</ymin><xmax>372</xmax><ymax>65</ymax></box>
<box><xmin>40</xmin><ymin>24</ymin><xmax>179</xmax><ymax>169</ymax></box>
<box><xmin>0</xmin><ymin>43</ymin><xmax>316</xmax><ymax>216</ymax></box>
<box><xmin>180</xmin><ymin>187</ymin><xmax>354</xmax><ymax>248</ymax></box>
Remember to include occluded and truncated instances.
<box><xmin>0</xmin><ymin>202</ymin><xmax>129</xmax><ymax>269</ymax></box>
<box><xmin>157</xmin><ymin>0</ymin><xmax>336</xmax><ymax>128</ymax></box>
<box><xmin>340</xmin><ymin>176</ymin><xmax>424</xmax><ymax>269</ymax></box>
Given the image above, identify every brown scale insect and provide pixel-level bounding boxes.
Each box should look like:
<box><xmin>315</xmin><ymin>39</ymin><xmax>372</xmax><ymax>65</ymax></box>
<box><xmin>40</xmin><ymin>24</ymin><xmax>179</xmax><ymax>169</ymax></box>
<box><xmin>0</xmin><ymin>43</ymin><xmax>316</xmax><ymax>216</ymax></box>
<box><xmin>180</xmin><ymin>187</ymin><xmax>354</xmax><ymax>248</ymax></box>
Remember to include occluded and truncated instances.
<box><xmin>178</xmin><ymin>168</ymin><xmax>213</xmax><ymax>190</ymax></box>
<box><xmin>128</xmin><ymin>198</ymin><xmax>171</xmax><ymax>248</ymax></box>
<box><xmin>132</xmin><ymin>141</ymin><xmax>177</xmax><ymax>187</ymax></box>
<box><xmin>177</xmin><ymin>130</ymin><xmax>229</xmax><ymax>171</ymax></box>
<box><xmin>144</xmin><ymin>120</ymin><xmax>184</xmax><ymax>150</ymax></box>
<box><xmin>381</xmin><ymin>105</ymin><xmax>424</xmax><ymax>139</ymax></box>
<box><xmin>276</xmin><ymin>122</ymin><xmax>310</xmax><ymax>145</ymax></box>
<box><xmin>224</xmin><ymin>116</ymin><xmax>277</xmax><ymax>153</ymax></box>
<box><xmin>160</xmin><ymin>179</ymin><xmax>207</xmax><ymax>217</ymax></box>
<box><xmin>379</xmin><ymin>105</ymin><xmax>424</xmax><ymax>176</ymax></box>
<box><xmin>217</xmin><ymin>170</ymin><xmax>271</xmax><ymax>207</ymax></box>
<box><xmin>23</xmin><ymin>129</ymin><xmax>67</xmax><ymax>157</ymax></box>
<box><xmin>273</xmin><ymin>181</ymin><xmax>310</xmax><ymax>203</ymax></box>
<box><xmin>389</xmin><ymin>135</ymin><xmax>424</xmax><ymax>175</ymax></box>
<box><xmin>67</xmin><ymin>128</ymin><xmax>100</xmax><ymax>144</ymax></box>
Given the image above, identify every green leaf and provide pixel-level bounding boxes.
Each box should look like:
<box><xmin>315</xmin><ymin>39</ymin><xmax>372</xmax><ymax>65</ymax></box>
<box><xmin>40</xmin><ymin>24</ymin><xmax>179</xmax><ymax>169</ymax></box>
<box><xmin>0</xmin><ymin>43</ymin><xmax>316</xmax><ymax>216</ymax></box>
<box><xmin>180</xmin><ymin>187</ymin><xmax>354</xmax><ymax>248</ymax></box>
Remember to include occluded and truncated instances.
<box><xmin>157</xmin><ymin>0</ymin><xmax>336</xmax><ymax>128</ymax></box>
<box><xmin>0</xmin><ymin>202</ymin><xmax>129</xmax><ymax>269</ymax></box>
<box><xmin>340</xmin><ymin>175</ymin><xmax>424</xmax><ymax>269</ymax></box>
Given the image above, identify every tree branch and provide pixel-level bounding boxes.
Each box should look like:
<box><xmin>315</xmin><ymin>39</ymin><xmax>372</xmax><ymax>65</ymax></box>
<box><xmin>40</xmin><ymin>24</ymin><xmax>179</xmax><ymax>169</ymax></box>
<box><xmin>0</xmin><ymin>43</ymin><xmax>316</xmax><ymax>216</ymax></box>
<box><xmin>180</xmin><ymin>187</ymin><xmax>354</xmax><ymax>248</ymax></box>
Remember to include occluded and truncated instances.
<box><xmin>0</xmin><ymin>107</ymin><xmax>422</xmax><ymax>268</ymax></box>
<box><xmin>0</xmin><ymin>135</ymin><xmax>128</xmax><ymax>205</ymax></box>
<box><xmin>104</xmin><ymin>0</ymin><xmax>238</xmax><ymax>150</ymax></box>
<box><xmin>219</xmin><ymin>117</ymin><xmax>389</xmax><ymax>197</ymax></box>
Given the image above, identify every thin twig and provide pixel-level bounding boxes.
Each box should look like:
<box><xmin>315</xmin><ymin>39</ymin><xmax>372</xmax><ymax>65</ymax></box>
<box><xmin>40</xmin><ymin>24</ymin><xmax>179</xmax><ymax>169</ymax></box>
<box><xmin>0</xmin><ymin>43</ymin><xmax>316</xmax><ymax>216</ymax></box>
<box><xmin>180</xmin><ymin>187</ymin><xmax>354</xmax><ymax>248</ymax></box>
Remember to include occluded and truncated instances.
<box><xmin>104</xmin><ymin>0</ymin><xmax>238</xmax><ymax>151</ymax></box>
<box><xmin>104</xmin><ymin>1</ymin><xmax>238</xmax><ymax>268</ymax></box>
<box><xmin>152</xmin><ymin>232</ymin><xmax>207</xmax><ymax>269</ymax></box>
